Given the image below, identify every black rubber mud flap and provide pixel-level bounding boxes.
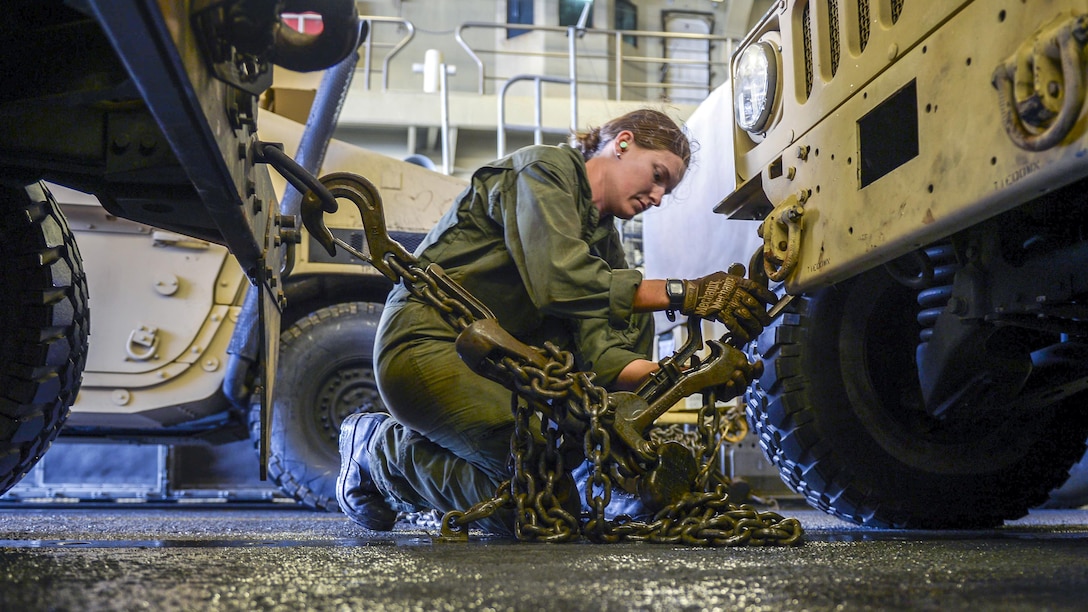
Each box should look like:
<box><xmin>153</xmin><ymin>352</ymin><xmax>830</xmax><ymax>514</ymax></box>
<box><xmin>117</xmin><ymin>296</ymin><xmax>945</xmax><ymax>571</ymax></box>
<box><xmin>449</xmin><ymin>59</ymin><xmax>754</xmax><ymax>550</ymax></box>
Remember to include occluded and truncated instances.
<box><xmin>263</xmin><ymin>301</ymin><xmax>385</xmax><ymax>511</ymax></box>
<box><xmin>0</xmin><ymin>181</ymin><xmax>90</xmax><ymax>495</ymax></box>
<box><xmin>747</xmin><ymin>267</ymin><xmax>1088</xmax><ymax>528</ymax></box>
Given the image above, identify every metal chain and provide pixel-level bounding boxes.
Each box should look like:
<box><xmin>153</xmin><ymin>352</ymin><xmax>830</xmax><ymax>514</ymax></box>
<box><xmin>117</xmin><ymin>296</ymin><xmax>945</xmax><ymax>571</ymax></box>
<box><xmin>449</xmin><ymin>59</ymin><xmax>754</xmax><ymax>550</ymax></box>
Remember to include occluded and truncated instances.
<box><xmin>649</xmin><ymin>423</ymin><xmax>703</xmax><ymax>449</ymax></box>
<box><xmin>384</xmin><ymin>253</ymin><xmax>802</xmax><ymax>546</ymax></box>
<box><xmin>388</xmin><ymin>257</ymin><xmax>478</xmax><ymax>334</ymax></box>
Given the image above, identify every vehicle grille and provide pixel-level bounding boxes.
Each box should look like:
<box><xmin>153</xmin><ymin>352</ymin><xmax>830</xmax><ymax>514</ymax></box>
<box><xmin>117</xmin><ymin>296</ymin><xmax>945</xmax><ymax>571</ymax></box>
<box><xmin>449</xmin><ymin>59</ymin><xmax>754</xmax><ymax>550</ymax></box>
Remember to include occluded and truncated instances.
<box><xmin>801</xmin><ymin>0</ymin><xmax>905</xmax><ymax>100</ymax></box>
<box><xmin>858</xmin><ymin>0</ymin><xmax>870</xmax><ymax>51</ymax></box>
<box><xmin>803</xmin><ymin>3</ymin><xmax>813</xmax><ymax>98</ymax></box>
<box><xmin>829</xmin><ymin>0</ymin><xmax>841</xmax><ymax>78</ymax></box>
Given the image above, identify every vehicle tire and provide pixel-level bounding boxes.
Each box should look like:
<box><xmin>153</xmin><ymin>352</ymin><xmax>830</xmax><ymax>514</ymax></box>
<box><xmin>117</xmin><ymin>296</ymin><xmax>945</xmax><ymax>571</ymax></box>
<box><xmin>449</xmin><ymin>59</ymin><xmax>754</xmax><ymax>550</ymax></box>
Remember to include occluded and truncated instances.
<box><xmin>0</xmin><ymin>181</ymin><xmax>90</xmax><ymax>495</ymax></box>
<box><xmin>1042</xmin><ymin>447</ymin><xmax>1088</xmax><ymax>509</ymax></box>
<box><xmin>266</xmin><ymin>301</ymin><xmax>385</xmax><ymax>512</ymax></box>
<box><xmin>747</xmin><ymin>266</ymin><xmax>1088</xmax><ymax>528</ymax></box>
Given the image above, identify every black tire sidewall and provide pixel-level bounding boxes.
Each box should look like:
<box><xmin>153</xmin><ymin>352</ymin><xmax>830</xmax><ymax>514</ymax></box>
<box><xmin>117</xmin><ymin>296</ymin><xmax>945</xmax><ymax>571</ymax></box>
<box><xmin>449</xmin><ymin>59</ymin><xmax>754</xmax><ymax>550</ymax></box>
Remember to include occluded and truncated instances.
<box><xmin>268</xmin><ymin>301</ymin><xmax>384</xmax><ymax>511</ymax></box>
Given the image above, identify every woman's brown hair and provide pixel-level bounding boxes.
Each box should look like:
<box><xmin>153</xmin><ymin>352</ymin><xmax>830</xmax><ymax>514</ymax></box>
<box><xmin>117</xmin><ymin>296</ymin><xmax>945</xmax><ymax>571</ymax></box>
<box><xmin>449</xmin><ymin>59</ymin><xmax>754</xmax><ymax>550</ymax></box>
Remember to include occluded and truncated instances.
<box><xmin>571</xmin><ymin>108</ymin><xmax>692</xmax><ymax>168</ymax></box>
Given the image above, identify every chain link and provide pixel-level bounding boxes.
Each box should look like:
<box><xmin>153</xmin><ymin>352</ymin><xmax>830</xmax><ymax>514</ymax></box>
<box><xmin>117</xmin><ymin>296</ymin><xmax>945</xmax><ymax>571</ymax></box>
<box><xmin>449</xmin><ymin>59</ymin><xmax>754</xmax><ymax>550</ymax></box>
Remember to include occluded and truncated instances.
<box><xmin>388</xmin><ymin>256</ymin><xmax>803</xmax><ymax>546</ymax></box>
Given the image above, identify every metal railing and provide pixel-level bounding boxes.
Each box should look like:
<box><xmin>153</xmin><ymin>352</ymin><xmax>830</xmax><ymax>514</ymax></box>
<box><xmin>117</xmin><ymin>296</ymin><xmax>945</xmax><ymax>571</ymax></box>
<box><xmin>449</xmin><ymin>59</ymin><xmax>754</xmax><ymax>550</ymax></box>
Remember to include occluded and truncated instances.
<box><xmin>454</xmin><ymin>22</ymin><xmax>735</xmax><ymax>102</ymax></box>
<box><xmin>348</xmin><ymin>16</ymin><xmax>737</xmax><ymax>167</ymax></box>
<box><xmin>357</xmin><ymin>16</ymin><xmax>416</xmax><ymax>91</ymax></box>
<box><xmin>497</xmin><ymin>74</ymin><xmax>577</xmax><ymax>157</ymax></box>
<box><xmin>356</xmin><ymin>16</ymin><xmax>736</xmax><ymax>104</ymax></box>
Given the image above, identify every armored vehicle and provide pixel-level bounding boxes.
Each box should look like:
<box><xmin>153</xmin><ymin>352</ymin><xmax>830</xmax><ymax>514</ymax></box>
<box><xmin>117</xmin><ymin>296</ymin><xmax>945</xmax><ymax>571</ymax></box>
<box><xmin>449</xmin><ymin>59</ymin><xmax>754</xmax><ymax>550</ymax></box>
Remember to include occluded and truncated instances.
<box><xmin>720</xmin><ymin>0</ymin><xmax>1088</xmax><ymax>526</ymax></box>
<box><xmin>43</xmin><ymin>115</ymin><xmax>463</xmax><ymax>509</ymax></box>
<box><xmin>0</xmin><ymin>0</ymin><xmax>368</xmax><ymax>500</ymax></box>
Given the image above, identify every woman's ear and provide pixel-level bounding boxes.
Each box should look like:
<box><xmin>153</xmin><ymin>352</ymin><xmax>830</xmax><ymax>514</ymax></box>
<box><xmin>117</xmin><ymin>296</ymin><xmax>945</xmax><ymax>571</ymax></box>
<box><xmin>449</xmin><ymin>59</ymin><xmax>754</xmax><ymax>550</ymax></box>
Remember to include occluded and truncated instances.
<box><xmin>614</xmin><ymin>129</ymin><xmax>636</xmax><ymax>156</ymax></box>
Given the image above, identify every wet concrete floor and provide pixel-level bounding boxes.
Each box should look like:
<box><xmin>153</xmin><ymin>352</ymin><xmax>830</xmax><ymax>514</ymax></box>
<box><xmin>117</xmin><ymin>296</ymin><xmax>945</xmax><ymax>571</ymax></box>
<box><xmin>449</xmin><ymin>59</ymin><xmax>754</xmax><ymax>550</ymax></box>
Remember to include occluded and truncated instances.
<box><xmin>0</xmin><ymin>504</ymin><xmax>1086</xmax><ymax>611</ymax></box>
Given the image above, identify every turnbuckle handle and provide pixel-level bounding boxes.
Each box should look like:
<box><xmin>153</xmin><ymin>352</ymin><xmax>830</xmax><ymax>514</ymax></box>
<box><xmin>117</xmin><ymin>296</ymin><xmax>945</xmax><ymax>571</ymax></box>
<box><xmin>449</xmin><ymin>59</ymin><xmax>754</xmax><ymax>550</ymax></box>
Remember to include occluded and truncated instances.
<box><xmin>634</xmin><ymin>315</ymin><xmax>703</xmax><ymax>403</ymax></box>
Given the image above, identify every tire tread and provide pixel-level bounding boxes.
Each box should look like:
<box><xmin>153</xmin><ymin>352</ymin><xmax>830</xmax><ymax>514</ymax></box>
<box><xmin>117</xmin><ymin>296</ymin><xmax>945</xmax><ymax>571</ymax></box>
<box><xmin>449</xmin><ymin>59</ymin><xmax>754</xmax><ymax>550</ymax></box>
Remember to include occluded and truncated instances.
<box><xmin>0</xmin><ymin>183</ymin><xmax>89</xmax><ymax>495</ymax></box>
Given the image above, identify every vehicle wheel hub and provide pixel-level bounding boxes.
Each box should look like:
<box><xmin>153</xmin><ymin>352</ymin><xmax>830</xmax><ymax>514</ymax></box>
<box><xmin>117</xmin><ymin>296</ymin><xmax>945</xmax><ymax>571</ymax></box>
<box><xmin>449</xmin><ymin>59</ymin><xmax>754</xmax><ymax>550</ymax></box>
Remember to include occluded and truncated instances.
<box><xmin>315</xmin><ymin>364</ymin><xmax>382</xmax><ymax>442</ymax></box>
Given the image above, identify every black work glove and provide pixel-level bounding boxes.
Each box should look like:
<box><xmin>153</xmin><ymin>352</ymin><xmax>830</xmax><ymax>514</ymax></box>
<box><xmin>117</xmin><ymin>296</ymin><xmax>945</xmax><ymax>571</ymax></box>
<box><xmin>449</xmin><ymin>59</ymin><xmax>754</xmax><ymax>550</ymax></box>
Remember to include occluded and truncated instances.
<box><xmin>679</xmin><ymin>271</ymin><xmax>776</xmax><ymax>344</ymax></box>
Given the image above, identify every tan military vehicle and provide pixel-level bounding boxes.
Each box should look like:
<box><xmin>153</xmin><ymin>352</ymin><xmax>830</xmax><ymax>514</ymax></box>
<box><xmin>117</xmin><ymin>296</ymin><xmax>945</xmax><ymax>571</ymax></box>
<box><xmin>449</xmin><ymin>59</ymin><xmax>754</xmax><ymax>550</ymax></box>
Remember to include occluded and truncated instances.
<box><xmin>0</xmin><ymin>1</ymin><xmax>381</xmax><ymax>502</ymax></box>
<box><xmin>49</xmin><ymin>115</ymin><xmax>463</xmax><ymax>510</ymax></box>
<box><xmin>720</xmin><ymin>0</ymin><xmax>1088</xmax><ymax>526</ymax></box>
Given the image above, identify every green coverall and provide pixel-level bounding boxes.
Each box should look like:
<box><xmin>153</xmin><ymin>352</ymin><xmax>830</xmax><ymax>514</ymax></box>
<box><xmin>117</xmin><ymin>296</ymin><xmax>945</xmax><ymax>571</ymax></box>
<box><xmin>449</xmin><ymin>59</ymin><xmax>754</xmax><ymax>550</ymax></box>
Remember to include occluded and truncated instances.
<box><xmin>369</xmin><ymin>144</ymin><xmax>655</xmax><ymax>534</ymax></box>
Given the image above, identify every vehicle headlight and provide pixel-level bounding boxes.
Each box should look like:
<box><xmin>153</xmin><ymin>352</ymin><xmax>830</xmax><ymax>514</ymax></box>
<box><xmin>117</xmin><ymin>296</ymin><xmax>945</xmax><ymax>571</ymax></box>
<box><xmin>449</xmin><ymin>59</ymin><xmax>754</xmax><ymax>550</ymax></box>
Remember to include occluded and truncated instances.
<box><xmin>734</xmin><ymin>41</ymin><xmax>779</xmax><ymax>134</ymax></box>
